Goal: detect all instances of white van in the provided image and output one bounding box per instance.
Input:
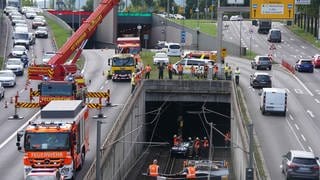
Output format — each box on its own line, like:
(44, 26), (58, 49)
(260, 88), (287, 116)
(172, 58), (214, 74)
(167, 43), (182, 57)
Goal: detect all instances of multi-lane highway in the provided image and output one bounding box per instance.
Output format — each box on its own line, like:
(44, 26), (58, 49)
(225, 20), (320, 179)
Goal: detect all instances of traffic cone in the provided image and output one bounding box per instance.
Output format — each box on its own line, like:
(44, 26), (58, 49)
(4, 101), (8, 108)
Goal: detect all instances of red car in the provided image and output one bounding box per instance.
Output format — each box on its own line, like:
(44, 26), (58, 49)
(313, 54), (320, 68)
(26, 168), (64, 180)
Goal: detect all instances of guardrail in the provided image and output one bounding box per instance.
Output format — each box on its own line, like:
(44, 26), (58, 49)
(281, 59), (295, 74)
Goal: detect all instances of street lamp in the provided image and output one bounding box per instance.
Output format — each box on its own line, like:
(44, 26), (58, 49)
(137, 24), (142, 50)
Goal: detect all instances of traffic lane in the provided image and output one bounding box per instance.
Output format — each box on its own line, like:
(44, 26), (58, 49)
(32, 34), (56, 64)
(74, 49), (132, 178)
(227, 57), (310, 179)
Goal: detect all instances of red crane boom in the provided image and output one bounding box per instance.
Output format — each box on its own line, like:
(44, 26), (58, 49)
(28, 0), (119, 81)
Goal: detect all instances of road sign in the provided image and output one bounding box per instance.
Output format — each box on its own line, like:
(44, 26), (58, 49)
(227, 0), (244, 5)
(295, 0), (311, 5)
(181, 30), (186, 44)
(250, 0), (294, 19)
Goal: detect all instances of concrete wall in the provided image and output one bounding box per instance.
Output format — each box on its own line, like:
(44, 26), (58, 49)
(84, 80), (253, 180)
(151, 14), (241, 56)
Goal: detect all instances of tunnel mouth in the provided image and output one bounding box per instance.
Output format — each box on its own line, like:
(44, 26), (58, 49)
(145, 101), (231, 147)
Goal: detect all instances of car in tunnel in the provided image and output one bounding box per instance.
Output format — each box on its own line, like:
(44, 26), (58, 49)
(171, 141), (192, 157)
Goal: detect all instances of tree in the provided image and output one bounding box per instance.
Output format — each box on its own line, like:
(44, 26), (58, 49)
(82, 0), (93, 11)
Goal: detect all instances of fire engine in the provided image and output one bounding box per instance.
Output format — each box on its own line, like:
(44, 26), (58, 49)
(106, 53), (137, 81)
(25, 0), (120, 106)
(16, 100), (90, 179)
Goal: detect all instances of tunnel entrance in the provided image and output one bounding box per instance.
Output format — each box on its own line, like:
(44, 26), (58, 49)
(145, 101), (231, 147)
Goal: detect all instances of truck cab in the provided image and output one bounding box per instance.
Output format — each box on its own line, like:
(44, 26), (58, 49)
(257, 20), (272, 34)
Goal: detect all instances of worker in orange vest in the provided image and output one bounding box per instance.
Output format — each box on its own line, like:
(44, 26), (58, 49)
(183, 161), (196, 179)
(213, 64), (219, 80)
(147, 159), (160, 177)
(177, 63), (183, 80)
(173, 134), (181, 146)
(190, 65), (196, 79)
(202, 137), (209, 148)
(144, 64), (152, 79)
(194, 137), (201, 158)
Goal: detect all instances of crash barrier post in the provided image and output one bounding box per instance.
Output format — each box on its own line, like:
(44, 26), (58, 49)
(281, 59), (295, 74)
(92, 97), (106, 119)
(8, 91), (24, 120)
(4, 100), (8, 108)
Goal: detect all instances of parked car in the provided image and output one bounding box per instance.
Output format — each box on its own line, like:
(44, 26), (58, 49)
(251, 55), (272, 70)
(174, 14), (185, 20)
(295, 58), (314, 73)
(153, 52), (169, 65)
(42, 51), (56, 64)
(0, 70), (16, 87)
(281, 150), (320, 180)
(0, 82), (4, 100)
(35, 26), (48, 38)
(173, 58), (214, 75)
(5, 58), (24, 76)
(26, 168), (64, 180)
(10, 45), (28, 58)
(312, 54), (320, 68)
(171, 142), (192, 157)
(229, 15), (243, 21)
(250, 72), (272, 88)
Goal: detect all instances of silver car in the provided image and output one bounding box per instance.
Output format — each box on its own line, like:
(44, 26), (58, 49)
(0, 70), (16, 87)
(5, 58), (24, 76)
(281, 150), (320, 180)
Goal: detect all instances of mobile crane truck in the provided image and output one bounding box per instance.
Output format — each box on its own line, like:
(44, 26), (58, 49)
(16, 100), (90, 179)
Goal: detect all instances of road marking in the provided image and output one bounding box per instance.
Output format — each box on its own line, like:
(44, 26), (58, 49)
(301, 134), (306, 141)
(292, 75), (314, 96)
(286, 118), (305, 151)
(289, 114), (294, 121)
(294, 124), (299, 130)
(315, 99), (320, 103)
(307, 110), (314, 118)
(19, 89), (25, 94)
(294, 89), (303, 94)
(315, 90), (320, 95)
(284, 88), (290, 93)
(308, 146), (313, 152)
(0, 111), (40, 150)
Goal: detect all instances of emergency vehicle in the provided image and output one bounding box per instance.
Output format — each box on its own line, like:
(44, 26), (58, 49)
(106, 54), (137, 81)
(16, 100), (90, 179)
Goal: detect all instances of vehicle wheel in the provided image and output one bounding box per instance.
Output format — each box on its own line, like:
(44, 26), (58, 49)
(269, 66), (272, 70)
(310, 69), (314, 73)
(282, 111), (286, 116)
(77, 151), (85, 171)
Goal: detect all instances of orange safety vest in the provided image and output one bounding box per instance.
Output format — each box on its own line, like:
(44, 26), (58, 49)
(191, 66), (195, 74)
(168, 64), (173, 71)
(203, 140), (209, 148)
(186, 166), (196, 179)
(149, 164), (159, 177)
(178, 64), (183, 72)
(173, 137), (180, 146)
(214, 66), (218, 73)
(145, 66), (151, 72)
(194, 140), (200, 149)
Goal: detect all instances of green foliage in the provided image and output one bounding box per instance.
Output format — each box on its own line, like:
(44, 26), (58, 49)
(171, 19), (217, 37)
(46, 18), (72, 48)
(82, 0), (93, 11)
(0, 56), (3, 69)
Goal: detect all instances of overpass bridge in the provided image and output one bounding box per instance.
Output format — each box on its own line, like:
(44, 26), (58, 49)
(83, 80), (252, 180)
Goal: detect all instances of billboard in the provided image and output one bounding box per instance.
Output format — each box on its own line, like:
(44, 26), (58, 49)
(295, 0), (311, 5)
(250, 0), (294, 19)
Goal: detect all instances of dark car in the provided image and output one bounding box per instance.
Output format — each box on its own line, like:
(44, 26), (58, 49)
(251, 55), (272, 70)
(250, 72), (272, 88)
(295, 59), (314, 73)
(171, 142), (192, 157)
(281, 150), (320, 180)
(267, 29), (281, 43)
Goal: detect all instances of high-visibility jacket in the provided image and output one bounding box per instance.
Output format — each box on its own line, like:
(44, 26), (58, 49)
(145, 66), (152, 72)
(235, 69), (240, 76)
(167, 64), (173, 71)
(131, 73), (136, 85)
(194, 140), (200, 149)
(203, 139), (209, 148)
(148, 164), (159, 177)
(186, 166), (196, 179)
(178, 64), (183, 72)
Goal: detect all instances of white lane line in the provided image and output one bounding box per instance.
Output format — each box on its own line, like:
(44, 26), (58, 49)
(309, 146), (313, 152)
(19, 89), (25, 94)
(294, 124), (299, 130)
(307, 110), (315, 118)
(315, 99), (320, 104)
(301, 134), (306, 142)
(292, 74), (314, 96)
(285, 88), (290, 93)
(0, 111), (40, 150)
(286, 118), (305, 151)
(289, 114), (294, 121)
(294, 89), (303, 94)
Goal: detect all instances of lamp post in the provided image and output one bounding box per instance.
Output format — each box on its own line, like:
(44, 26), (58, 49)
(137, 24), (142, 50)
(196, 0), (200, 50)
